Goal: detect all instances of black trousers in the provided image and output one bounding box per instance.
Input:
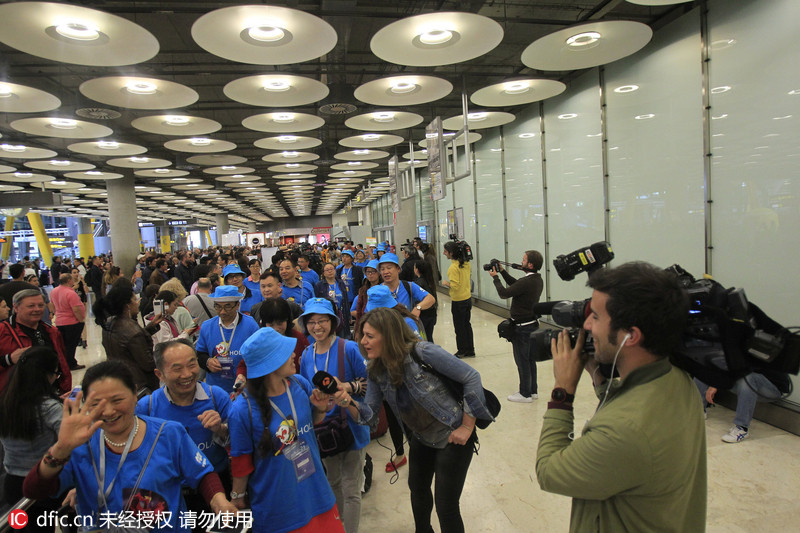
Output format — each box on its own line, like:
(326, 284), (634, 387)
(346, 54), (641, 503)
(57, 322), (84, 368)
(408, 432), (476, 533)
(450, 299), (474, 355)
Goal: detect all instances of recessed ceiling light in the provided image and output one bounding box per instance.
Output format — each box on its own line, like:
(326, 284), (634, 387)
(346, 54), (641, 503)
(281, 151), (299, 158)
(273, 113), (295, 123)
(165, 116), (190, 126)
(190, 138), (212, 146)
(248, 24), (286, 42)
(153, 168), (170, 174)
(711, 114), (728, 120)
(130, 157), (149, 163)
(773, 115), (792, 120)
(711, 86), (731, 94)
(353, 150), (369, 155)
(14, 172), (32, 178)
(557, 113), (578, 120)
(634, 114), (655, 120)
(566, 31), (601, 48)
(614, 85), (639, 93)
(372, 112), (395, 122)
(263, 79), (291, 92)
(418, 29), (453, 45)
(278, 135), (298, 143)
(503, 81), (530, 95)
(468, 112), (488, 121)
(518, 133), (535, 139)
(55, 21), (100, 41)
(50, 118), (77, 129)
(97, 141), (119, 150)
(52, 180), (66, 185)
(86, 171), (103, 176)
(125, 81), (158, 95)
(390, 80), (417, 94)
(50, 160), (71, 166)
(362, 134), (380, 141)
(0, 84), (12, 97)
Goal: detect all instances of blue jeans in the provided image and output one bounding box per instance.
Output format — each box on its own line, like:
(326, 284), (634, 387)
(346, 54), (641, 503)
(512, 322), (539, 397)
(694, 373), (781, 427)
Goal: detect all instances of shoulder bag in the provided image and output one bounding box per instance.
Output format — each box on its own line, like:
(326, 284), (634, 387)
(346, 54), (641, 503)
(313, 337), (356, 457)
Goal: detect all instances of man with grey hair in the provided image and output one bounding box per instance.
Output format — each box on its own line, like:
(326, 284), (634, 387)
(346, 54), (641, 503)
(183, 277), (218, 326)
(51, 272), (86, 369)
(136, 339), (233, 514)
(0, 289), (72, 394)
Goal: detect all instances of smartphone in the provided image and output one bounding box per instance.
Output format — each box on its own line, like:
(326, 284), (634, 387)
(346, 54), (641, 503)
(68, 386), (82, 401)
(153, 299), (165, 316)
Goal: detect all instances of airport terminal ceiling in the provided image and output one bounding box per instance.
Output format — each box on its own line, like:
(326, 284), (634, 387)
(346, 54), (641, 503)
(0, 0), (691, 229)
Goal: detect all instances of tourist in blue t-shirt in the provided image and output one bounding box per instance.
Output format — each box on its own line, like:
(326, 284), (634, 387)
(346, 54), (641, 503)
(243, 258), (262, 294)
(23, 360), (237, 533)
(196, 285), (260, 394)
(298, 254), (320, 287)
(222, 264), (263, 316)
(229, 327), (344, 533)
(354, 249), (369, 269)
(336, 250), (363, 302)
(297, 298), (369, 533)
(137, 339), (232, 474)
(278, 257), (314, 309)
(314, 262), (349, 312)
(377, 253), (435, 314)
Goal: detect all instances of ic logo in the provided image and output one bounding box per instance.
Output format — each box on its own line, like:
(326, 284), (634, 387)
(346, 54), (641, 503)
(9, 509), (28, 529)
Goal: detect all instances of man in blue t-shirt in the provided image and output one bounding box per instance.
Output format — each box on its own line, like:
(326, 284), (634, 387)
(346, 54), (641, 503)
(298, 254), (320, 287)
(196, 285), (260, 393)
(335, 250), (363, 303)
(378, 253), (435, 318)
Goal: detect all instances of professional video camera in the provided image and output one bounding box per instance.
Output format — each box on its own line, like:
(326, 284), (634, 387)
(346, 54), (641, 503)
(553, 241), (614, 281)
(448, 234), (473, 261)
(527, 246), (800, 391)
(482, 258), (540, 273)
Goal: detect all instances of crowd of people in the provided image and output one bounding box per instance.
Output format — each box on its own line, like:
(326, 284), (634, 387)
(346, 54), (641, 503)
(0, 238), (789, 532)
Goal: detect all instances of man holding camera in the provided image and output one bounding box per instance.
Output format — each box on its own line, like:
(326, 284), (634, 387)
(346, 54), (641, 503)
(536, 262), (706, 532)
(489, 250), (544, 403)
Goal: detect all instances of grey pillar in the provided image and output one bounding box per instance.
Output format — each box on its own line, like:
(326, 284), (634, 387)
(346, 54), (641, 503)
(247, 222), (257, 233)
(106, 175), (140, 276)
(215, 213), (229, 239)
(200, 227), (208, 249)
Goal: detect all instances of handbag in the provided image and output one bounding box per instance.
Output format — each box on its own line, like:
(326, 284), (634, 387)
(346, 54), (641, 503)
(313, 338), (356, 458)
(409, 344), (501, 429)
(497, 319), (516, 342)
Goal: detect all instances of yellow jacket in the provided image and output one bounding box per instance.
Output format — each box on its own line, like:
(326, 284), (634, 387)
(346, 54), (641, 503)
(447, 260), (471, 302)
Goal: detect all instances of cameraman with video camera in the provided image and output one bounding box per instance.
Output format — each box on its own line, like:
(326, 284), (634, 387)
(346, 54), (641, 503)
(489, 250), (544, 403)
(536, 262), (706, 532)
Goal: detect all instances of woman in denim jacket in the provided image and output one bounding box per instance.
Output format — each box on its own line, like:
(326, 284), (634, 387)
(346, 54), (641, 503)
(331, 307), (492, 533)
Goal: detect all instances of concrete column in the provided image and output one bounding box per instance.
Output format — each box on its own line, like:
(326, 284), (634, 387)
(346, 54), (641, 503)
(215, 213), (229, 239)
(106, 175), (140, 276)
(247, 222), (256, 233)
(76, 217), (95, 259)
(1, 216), (14, 261)
(27, 212), (54, 266)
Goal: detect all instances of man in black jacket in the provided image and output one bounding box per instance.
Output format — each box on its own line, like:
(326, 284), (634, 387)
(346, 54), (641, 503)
(174, 251), (195, 293)
(84, 256), (103, 297)
(490, 250), (544, 403)
(399, 244), (420, 282)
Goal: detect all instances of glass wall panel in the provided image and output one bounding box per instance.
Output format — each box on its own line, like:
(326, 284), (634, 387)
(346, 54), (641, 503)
(473, 129), (505, 304)
(504, 105), (545, 307)
(707, 0), (800, 405)
(542, 71), (605, 302)
(605, 9), (705, 273)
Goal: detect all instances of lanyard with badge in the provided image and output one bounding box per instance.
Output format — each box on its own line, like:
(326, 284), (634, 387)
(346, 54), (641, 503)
(340, 267), (352, 293)
(269, 379), (315, 482)
(215, 317), (238, 380)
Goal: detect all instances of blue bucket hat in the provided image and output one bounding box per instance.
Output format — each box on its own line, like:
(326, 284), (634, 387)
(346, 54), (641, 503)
(376, 244), (386, 252)
(365, 285), (397, 312)
(341, 249), (354, 258)
(222, 264), (246, 279)
(378, 252), (400, 266)
(240, 327), (297, 379)
(296, 297), (339, 332)
(209, 284), (243, 302)
(364, 259), (379, 272)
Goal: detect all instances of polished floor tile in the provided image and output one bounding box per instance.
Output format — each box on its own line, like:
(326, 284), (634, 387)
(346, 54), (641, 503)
(76, 295), (800, 532)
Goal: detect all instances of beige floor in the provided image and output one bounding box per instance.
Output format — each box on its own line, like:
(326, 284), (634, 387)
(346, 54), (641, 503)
(74, 294), (800, 532)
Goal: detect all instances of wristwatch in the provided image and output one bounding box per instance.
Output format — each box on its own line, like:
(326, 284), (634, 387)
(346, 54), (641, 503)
(230, 491), (246, 500)
(551, 387), (575, 403)
(415, 305), (422, 311)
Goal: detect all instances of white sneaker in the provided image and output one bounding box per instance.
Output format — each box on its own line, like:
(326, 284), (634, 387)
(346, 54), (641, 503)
(721, 425), (749, 443)
(507, 392), (533, 403)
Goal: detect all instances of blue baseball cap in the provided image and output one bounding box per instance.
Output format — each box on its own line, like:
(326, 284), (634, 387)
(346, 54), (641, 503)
(365, 285), (397, 312)
(222, 264), (246, 279)
(296, 297), (339, 332)
(209, 285), (243, 302)
(364, 259), (379, 272)
(378, 253), (400, 267)
(241, 327), (297, 379)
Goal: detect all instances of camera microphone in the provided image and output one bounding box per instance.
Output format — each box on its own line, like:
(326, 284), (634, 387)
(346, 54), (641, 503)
(312, 371), (339, 395)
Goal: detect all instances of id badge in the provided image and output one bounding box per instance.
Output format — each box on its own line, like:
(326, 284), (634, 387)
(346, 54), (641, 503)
(283, 440), (315, 482)
(218, 355), (234, 379)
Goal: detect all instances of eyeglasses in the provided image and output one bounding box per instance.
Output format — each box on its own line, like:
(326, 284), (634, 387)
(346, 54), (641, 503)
(213, 303), (239, 311)
(306, 318), (331, 328)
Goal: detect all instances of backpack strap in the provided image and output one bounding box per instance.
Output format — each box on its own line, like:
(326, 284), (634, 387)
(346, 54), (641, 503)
(401, 280), (415, 305)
